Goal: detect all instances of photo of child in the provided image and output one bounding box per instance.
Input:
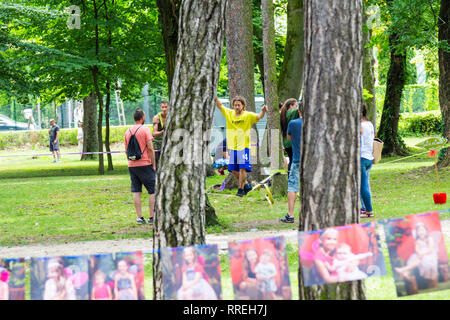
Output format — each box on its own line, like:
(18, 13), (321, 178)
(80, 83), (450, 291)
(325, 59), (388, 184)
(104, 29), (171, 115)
(228, 236), (291, 300)
(1, 258), (26, 301)
(298, 223), (386, 287)
(161, 244), (222, 300)
(89, 251), (145, 300)
(30, 256), (89, 300)
(384, 212), (450, 297)
(91, 270), (113, 300)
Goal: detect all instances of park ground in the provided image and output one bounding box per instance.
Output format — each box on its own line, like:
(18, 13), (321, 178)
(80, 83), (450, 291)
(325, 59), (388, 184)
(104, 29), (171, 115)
(0, 136), (448, 300)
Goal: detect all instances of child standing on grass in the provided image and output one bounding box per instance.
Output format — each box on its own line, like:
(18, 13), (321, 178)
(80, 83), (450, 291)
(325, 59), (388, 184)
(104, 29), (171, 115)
(215, 96), (267, 197)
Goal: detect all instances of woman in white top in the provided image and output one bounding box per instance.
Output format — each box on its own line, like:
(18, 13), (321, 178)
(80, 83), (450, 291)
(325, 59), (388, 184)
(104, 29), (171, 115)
(360, 105), (375, 218)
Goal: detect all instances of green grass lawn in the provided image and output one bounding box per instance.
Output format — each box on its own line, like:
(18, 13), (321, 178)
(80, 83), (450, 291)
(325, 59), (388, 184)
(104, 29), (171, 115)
(1, 137), (449, 300)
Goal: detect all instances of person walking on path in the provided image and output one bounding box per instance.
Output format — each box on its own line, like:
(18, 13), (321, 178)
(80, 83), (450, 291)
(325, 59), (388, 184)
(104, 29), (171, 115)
(152, 101), (168, 170)
(48, 119), (61, 163)
(124, 109), (156, 224)
(280, 106), (303, 223)
(280, 98), (300, 174)
(360, 105), (375, 218)
(215, 96), (267, 197)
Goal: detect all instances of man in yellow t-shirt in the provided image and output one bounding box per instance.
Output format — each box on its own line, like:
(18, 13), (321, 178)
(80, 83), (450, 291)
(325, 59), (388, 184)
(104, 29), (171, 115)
(215, 96), (267, 197)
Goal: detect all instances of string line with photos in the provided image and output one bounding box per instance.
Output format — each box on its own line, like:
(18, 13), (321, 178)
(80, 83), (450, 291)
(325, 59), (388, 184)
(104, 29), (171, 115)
(0, 208), (448, 300)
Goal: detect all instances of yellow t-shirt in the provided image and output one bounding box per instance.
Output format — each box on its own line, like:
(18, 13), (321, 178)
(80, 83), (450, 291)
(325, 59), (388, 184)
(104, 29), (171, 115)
(220, 106), (259, 151)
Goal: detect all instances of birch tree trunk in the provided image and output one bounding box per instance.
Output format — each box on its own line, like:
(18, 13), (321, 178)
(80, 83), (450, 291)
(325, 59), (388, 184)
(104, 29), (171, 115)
(299, 0), (366, 300)
(81, 93), (98, 160)
(152, 0), (227, 300)
(439, 0), (450, 167)
(262, 0), (287, 197)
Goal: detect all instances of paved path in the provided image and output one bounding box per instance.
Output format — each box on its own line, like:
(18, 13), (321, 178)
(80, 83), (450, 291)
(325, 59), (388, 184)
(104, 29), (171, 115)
(0, 220), (448, 259)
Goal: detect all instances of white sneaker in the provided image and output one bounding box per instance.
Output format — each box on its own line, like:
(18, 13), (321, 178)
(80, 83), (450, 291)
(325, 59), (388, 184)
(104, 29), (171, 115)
(56, 160), (62, 163)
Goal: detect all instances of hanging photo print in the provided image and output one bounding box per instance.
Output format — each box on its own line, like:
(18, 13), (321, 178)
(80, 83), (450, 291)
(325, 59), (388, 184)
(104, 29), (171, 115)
(228, 236), (291, 300)
(384, 212), (450, 297)
(0, 258), (26, 300)
(161, 244), (222, 300)
(298, 223), (386, 287)
(30, 255), (90, 300)
(89, 251), (145, 300)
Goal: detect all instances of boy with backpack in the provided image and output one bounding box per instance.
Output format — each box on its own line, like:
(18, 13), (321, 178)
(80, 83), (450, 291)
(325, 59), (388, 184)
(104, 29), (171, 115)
(124, 109), (156, 224)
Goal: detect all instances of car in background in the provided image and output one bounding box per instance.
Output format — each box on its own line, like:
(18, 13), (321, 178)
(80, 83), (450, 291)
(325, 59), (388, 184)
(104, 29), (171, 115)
(0, 114), (32, 131)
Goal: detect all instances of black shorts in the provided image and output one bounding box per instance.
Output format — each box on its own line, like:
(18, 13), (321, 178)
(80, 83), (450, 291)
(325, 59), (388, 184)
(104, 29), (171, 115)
(128, 165), (155, 194)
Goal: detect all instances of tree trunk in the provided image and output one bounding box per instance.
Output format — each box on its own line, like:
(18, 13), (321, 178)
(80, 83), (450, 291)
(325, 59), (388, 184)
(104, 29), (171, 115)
(152, 0), (226, 300)
(377, 1), (408, 156)
(156, 0), (182, 97)
(156, 0), (220, 223)
(93, 66), (105, 175)
(439, 0), (450, 167)
(300, 0), (365, 300)
(92, 0), (104, 175)
(277, 0), (304, 103)
(262, 0), (287, 197)
(105, 80), (113, 171)
(362, 3), (377, 129)
(225, 0), (264, 186)
(81, 93), (98, 160)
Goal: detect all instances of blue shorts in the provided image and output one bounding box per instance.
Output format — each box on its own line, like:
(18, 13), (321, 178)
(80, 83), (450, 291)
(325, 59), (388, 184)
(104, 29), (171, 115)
(287, 162), (300, 192)
(228, 148), (252, 172)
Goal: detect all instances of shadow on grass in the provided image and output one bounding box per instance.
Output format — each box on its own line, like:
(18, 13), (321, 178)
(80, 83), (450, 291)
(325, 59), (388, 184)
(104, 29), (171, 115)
(0, 162), (129, 180)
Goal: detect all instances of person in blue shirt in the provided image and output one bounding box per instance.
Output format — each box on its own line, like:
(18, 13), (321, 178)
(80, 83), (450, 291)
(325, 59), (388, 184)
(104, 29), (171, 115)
(280, 106), (303, 223)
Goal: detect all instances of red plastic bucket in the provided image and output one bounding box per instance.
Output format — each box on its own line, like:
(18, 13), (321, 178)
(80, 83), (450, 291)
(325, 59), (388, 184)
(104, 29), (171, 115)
(433, 193), (447, 204)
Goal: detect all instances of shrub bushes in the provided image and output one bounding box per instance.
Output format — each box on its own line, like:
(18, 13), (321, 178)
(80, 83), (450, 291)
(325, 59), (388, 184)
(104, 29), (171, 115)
(398, 111), (443, 136)
(0, 125), (136, 150)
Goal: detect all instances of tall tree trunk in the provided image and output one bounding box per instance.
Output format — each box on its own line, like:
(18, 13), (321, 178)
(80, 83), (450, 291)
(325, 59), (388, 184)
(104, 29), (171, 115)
(105, 80), (113, 170)
(92, 0), (104, 175)
(152, 0), (227, 300)
(377, 0), (408, 156)
(277, 0), (304, 103)
(439, 0), (450, 167)
(156, 0), (182, 97)
(93, 66), (105, 175)
(104, 1), (113, 171)
(300, 0), (365, 300)
(81, 93), (98, 160)
(262, 0), (287, 197)
(362, 3), (377, 129)
(225, 0), (264, 187)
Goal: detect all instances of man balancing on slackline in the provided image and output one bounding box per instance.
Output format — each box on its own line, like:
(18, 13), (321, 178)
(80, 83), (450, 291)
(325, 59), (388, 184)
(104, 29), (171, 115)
(215, 96), (267, 197)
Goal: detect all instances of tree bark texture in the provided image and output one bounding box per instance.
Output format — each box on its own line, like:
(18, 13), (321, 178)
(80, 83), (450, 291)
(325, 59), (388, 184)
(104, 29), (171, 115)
(439, 0), (450, 166)
(152, 0), (227, 300)
(300, 0), (366, 300)
(105, 80), (113, 171)
(362, 4), (377, 129)
(262, 0), (287, 197)
(81, 93), (98, 160)
(225, 0), (264, 185)
(377, 32), (408, 156)
(277, 0), (304, 103)
(377, 0), (408, 156)
(156, 0), (182, 97)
